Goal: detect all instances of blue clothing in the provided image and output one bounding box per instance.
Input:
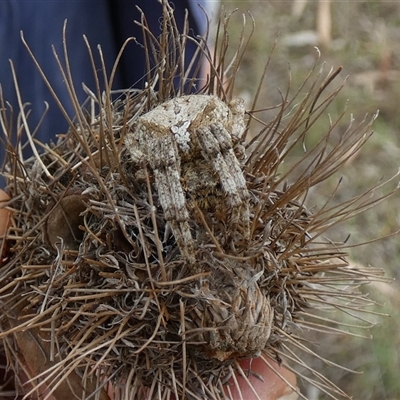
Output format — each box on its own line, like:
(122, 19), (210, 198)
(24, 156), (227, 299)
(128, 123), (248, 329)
(0, 1), (213, 183)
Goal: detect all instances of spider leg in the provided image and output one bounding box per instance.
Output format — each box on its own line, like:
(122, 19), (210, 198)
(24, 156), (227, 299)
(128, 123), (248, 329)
(196, 123), (250, 239)
(151, 135), (195, 263)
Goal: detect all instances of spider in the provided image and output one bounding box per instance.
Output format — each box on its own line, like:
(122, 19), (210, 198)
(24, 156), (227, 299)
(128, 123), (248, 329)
(125, 94), (250, 264)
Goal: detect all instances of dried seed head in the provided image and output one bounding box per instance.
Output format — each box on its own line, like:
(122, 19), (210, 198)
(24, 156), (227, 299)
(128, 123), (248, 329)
(0, 2), (397, 400)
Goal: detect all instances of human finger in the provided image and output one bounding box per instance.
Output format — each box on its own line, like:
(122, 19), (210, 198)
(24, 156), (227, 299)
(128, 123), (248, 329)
(0, 189), (12, 265)
(227, 357), (298, 400)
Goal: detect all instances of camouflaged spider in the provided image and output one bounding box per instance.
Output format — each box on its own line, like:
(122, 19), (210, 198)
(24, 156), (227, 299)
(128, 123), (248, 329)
(126, 94), (250, 263)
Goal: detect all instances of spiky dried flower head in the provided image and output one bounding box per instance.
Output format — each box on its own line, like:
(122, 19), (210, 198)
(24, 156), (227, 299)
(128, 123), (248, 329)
(0, 2), (397, 400)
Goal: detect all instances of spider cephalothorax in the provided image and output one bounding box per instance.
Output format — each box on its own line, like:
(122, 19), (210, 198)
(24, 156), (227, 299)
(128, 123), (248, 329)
(126, 94), (250, 264)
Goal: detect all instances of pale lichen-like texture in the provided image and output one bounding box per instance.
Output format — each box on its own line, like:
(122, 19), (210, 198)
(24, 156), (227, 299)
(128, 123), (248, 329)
(0, 2), (396, 400)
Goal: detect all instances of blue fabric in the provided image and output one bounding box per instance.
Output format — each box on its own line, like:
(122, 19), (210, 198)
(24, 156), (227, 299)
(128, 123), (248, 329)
(0, 1), (119, 145)
(0, 0), (206, 185)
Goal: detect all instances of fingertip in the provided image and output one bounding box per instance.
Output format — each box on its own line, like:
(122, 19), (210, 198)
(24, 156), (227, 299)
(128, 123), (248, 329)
(225, 357), (298, 400)
(0, 189), (12, 264)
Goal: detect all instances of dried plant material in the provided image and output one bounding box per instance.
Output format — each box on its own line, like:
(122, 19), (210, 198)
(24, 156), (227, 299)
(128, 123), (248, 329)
(45, 193), (88, 250)
(0, 2), (397, 400)
(0, 190), (11, 261)
(5, 297), (110, 400)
